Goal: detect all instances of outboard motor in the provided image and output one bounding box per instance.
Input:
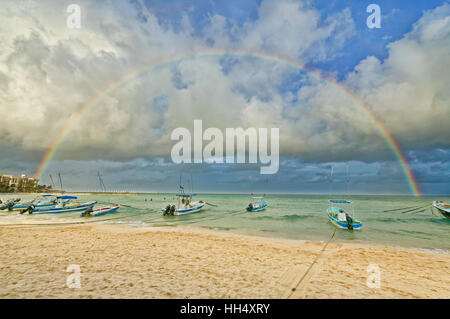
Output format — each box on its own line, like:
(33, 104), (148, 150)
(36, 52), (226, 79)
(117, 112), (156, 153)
(81, 207), (93, 217)
(170, 205), (176, 215)
(7, 201), (15, 211)
(20, 205), (35, 215)
(1, 198), (20, 211)
(247, 203), (253, 211)
(163, 204), (171, 215)
(346, 214), (354, 230)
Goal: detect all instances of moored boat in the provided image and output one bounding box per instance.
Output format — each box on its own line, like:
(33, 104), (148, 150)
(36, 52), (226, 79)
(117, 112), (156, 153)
(81, 205), (120, 217)
(23, 197), (97, 214)
(0, 198), (21, 210)
(12, 195), (72, 211)
(162, 187), (204, 216)
(327, 200), (362, 230)
(246, 197), (267, 212)
(432, 201), (450, 219)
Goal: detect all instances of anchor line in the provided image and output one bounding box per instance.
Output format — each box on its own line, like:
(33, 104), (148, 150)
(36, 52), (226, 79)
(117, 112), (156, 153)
(287, 229), (336, 298)
(383, 205), (423, 212)
(401, 204), (430, 214)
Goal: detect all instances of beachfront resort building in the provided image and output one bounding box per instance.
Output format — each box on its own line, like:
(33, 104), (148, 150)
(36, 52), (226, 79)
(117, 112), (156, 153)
(0, 174), (38, 192)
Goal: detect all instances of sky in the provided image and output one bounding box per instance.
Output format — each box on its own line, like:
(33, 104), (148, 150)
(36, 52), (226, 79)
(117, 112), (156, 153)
(0, 0), (449, 195)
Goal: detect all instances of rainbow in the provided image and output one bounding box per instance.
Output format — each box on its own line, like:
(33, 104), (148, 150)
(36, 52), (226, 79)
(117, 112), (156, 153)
(34, 49), (421, 196)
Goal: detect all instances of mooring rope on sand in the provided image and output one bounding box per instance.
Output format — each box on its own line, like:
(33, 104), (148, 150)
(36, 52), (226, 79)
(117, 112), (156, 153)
(287, 228), (336, 298)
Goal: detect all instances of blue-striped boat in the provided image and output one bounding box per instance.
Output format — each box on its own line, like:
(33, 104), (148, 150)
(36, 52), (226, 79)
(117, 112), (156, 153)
(327, 200), (362, 230)
(29, 201), (97, 214)
(246, 197), (267, 212)
(162, 188), (205, 216)
(82, 205), (120, 217)
(12, 195), (71, 211)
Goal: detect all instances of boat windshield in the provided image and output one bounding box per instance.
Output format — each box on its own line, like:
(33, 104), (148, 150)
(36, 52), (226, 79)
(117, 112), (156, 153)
(33, 195), (57, 203)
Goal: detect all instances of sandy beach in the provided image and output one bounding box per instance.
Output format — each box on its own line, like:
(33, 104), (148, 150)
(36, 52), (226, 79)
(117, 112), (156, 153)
(0, 224), (448, 299)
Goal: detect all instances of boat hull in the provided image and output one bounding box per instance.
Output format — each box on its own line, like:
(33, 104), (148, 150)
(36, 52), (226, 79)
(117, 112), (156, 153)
(174, 202), (205, 215)
(432, 202), (450, 219)
(84, 205), (120, 217)
(327, 208), (362, 230)
(246, 200), (267, 212)
(439, 211), (450, 219)
(12, 198), (71, 211)
(12, 202), (57, 211)
(246, 205), (267, 212)
(31, 201), (97, 214)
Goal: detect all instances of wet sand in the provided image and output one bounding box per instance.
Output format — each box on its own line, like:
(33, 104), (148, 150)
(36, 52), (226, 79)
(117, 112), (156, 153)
(0, 224), (448, 298)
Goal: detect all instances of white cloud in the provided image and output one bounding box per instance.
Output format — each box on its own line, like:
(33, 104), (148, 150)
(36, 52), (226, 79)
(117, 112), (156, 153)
(0, 0), (448, 167)
(344, 3), (450, 150)
(236, 0), (355, 61)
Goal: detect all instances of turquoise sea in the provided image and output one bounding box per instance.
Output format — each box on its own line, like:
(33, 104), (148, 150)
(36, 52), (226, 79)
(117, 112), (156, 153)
(1, 193), (449, 253)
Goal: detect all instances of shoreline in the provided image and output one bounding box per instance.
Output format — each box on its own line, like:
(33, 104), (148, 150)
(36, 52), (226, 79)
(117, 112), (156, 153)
(157, 223), (450, 256)
(1, 223), (449, 298)
(0, 216), (449, 256)
(131, 222), (450, 256)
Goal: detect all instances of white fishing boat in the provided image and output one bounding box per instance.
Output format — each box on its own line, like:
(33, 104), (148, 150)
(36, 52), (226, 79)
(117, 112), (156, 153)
(432, 201), (450, 219)
(81, 204), (120, 217)
(162, 186), (204, 216)
(12, 195), (72, 211)
(21, 196), (97, 214)
(246, 196), (267, 212)
(326, 165), (363, 230)
(327, 200), (362, 230)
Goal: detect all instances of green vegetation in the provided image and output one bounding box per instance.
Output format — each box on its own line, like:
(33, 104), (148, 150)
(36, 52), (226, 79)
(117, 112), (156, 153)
(0, 181), (53, 193)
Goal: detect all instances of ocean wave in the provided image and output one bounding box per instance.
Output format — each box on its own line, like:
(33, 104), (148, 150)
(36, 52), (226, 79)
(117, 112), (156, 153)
(256, 214), (310, 221)
(429, 218), (450, 225)
(365, 217), (418, 223)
